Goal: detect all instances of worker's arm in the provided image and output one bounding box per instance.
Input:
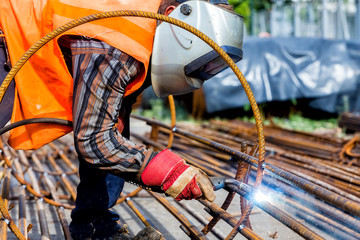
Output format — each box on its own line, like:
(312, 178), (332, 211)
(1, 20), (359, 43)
(71, 38), (150, 173)
(71, 38), (214, 201)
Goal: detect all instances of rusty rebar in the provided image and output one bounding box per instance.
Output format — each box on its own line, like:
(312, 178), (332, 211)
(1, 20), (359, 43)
(132, 116), (360, 238)
(281, 193), (360, 240)
(257, 171), (360, 233)
(264, 162), (360, 217)
(116, 188), (143, 205)
(120, 191), (154, 228)
(46, 153), (77, 201)
(17, 151), (51, 239)
(149, 192), (210, 240)
(0, 161), (11, 239)
(132, 120), (331, 239)
(175, 201), (226, 240)
(1, 114), (359, 239)
(0, 149), (27, 240)
(199, 199), (263, 240)
(13, 158), (27, 238)
(31, 153), (72, 239)
(132, 115), (360, 217)
(202, 143), (254, 235)
(225, 179), (325, 240)
(2, 147), (73, 210)
(267, 157), (360, 202)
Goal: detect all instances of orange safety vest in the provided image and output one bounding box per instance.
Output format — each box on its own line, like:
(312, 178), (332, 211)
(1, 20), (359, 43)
(0, 0), (161, 150)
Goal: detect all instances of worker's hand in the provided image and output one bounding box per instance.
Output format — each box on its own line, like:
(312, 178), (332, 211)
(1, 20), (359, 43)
(140, 149), (215, 202)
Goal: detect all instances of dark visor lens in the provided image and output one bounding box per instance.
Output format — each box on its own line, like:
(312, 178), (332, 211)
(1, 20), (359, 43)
(184, 46), (243, 80)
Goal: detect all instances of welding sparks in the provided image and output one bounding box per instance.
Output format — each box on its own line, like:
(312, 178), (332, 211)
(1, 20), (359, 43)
(253, 191), (272, 203)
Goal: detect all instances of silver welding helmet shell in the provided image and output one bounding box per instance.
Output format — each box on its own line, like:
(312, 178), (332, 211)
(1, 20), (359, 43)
(151, 0), (244, 97)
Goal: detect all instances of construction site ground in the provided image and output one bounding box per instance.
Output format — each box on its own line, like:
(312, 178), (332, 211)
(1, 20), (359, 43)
(3, 117), (358, 240)
(6, 186), (334, 240)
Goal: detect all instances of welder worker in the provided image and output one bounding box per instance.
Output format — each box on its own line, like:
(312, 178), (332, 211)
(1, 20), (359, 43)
(0, 0), (243, 239)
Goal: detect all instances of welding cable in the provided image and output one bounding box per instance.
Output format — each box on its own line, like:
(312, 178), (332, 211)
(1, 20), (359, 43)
(1, 122), (78, 177)
(0, 11), (266, 234)
(0, 118), (72, 136)
(0, 118), (75, 177)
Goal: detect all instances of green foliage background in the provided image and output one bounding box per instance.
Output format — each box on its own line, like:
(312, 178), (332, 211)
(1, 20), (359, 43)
(229, 0), (272, 30)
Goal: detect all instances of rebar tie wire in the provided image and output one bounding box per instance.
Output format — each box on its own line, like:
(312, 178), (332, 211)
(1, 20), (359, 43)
(0, 10), (266, 238)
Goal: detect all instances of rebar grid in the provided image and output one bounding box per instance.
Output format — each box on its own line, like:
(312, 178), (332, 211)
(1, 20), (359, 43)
(1, 116), (360, 239)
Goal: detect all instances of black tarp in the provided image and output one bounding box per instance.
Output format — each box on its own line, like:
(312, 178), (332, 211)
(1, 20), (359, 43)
(203, 37), (360, 114)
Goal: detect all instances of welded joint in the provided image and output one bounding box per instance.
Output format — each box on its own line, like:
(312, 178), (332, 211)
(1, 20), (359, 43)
(1, 218), (10, 225)
(238, 224), (245, 230)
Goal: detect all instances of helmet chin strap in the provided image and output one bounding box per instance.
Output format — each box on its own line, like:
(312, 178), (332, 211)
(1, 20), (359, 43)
(175, 0), (230, 5)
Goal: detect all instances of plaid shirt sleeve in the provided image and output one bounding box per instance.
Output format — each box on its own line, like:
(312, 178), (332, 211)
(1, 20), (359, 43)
(69, 37), (151, 174)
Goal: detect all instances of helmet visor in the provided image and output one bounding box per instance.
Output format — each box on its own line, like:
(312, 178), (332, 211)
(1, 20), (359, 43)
(184, 45), (243, 81)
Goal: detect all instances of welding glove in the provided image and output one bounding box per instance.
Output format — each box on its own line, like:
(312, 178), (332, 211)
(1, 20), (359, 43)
(140, 149), (215, 202)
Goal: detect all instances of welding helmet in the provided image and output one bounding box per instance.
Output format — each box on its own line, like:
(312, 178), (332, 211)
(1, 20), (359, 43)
(151, 0), (244, 97)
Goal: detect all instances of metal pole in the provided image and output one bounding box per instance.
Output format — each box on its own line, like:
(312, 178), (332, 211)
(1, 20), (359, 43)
(307, 0), (315, 37)
(294, 0), (301, 37)
(322, 0), (328, 38)
(338, 0), (350, 39)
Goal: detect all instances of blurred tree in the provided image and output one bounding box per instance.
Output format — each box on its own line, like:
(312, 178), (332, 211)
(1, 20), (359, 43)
(229, 0), (273, 32)
(229, 0), (251, 30)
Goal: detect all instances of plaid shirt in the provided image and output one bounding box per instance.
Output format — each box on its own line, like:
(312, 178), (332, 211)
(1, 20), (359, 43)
(63, 37), (152, 175)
